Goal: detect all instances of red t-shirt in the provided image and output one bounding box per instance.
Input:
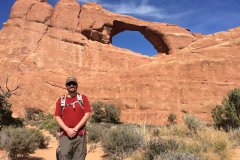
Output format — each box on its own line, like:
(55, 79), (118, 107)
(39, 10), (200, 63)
(55, 94), (91, 136)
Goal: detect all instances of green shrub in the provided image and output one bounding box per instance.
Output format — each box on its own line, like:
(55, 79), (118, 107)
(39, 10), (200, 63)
(168, 112), (177, 124)
(38, 118), (58, 137)
(182, 112), (204, 131)
(102, 125), (145, 159)
(212, 88), (240, 131)
(89, 101), (105, 123)
(45, 113), (54, 120)
(36, 112), (45, 121)
(0, 127), (49, 159)
(36, 112), (54, 121)
(103, 103), (121, 124)
(87, 123), (103, 143)
(90, 101), (122, 124)
(144, 137), (179, 160)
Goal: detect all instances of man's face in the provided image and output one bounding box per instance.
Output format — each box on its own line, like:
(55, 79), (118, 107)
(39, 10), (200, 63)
(66, 82), (78, 93)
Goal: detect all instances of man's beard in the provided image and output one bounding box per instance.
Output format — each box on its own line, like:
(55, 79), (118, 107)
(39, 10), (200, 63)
(67, 87), (77, 93)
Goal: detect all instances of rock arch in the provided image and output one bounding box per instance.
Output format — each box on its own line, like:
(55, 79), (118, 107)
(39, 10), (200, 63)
(79, 2), (196, 55)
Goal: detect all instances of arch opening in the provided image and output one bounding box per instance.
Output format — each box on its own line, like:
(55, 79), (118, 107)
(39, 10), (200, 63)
(111, 20), (170, 55)
(112, 30), (158, 57)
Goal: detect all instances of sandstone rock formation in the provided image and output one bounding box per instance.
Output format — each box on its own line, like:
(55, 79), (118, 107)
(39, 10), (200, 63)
(0, 0), (239, 124)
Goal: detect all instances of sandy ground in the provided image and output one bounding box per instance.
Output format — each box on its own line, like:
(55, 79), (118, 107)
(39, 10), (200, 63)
(0, 129), (240, 160)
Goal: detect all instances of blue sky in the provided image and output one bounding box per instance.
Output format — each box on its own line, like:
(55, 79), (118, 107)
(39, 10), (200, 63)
(0, 0), (240, 56)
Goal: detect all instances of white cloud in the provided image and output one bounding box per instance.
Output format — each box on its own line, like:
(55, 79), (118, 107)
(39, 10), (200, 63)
(76, 0), (195, 20)
(76, 0), (100, 3)
(102, 0), (163, 18)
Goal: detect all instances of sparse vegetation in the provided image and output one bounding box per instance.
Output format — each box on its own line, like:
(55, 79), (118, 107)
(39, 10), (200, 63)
(143, 137), (179, 160)
(38, 118), (59, 137)
(87, 123), (104, 143)
(0, 127), (49, 159)
(101, 124), (145, 159)
(182, 112), (204, 131)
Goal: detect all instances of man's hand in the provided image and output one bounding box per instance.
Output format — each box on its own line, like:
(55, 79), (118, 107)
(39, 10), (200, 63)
(66, 128), (77, 138)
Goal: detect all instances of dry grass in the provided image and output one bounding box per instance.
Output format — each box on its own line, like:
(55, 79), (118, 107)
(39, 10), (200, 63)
(127, 121), (235, 160)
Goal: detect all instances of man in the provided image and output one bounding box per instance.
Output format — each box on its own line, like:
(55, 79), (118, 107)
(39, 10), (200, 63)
(55, 77), (91, 160)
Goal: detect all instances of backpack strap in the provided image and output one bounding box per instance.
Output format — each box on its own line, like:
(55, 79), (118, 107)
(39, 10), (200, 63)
(60, 93), (84, 114)
(60, 95), (66, 114)
(77, 93), (84, 109)
(77, 93), (86, 135)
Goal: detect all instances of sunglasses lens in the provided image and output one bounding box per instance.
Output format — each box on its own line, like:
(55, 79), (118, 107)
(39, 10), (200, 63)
(67, 82), (77, 86)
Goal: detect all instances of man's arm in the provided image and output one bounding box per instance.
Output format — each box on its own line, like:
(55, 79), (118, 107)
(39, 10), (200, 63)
(55, 116), (77, 138)
(73, 112), (90, 132)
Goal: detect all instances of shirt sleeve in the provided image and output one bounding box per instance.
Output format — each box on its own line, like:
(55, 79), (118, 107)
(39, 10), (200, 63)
(82, 95), (91, 113)
(55, 98), (62, 117)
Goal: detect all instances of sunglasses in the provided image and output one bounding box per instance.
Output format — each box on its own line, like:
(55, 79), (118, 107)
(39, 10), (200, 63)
(66, 82), (77, 86)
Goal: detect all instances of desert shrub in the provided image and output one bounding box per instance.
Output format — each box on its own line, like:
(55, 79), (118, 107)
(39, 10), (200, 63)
(36, 112), (45, 121)
(179, 127), (232, 159)
(102, 125), (145, 159)
(144, 137), (179, 160)
(168, 112), (177, 124)
(212, 88), (240, 131)
(26, 120), (41, 127)
(154, 151), (200, 160)
(178, 141), (208, 158)
(0, 127), (49, 159)
(87, 123), (104, 143)
(38, 118), (58, 137)
(38, 118), (57, 130)
(24, 108), (36, 121)
(103, 103), (121, 124)
(228, 127), (240, 145)
(96, 122), (116, 129)
(36, 112), (54, 121)
(123, 123), (141, 128)
(45, 113), (54, 120)
(90, 101), (122, 124)
(89, 101), (105, 123)
(170, 124), (190, 137)
(182, 112), (204, 131)
(151, 127), (160, 137)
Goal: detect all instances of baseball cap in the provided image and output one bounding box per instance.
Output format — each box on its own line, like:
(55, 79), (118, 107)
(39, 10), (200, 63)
(66, 77), (77, 84)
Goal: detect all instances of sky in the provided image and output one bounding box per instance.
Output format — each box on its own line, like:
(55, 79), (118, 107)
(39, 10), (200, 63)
(0, 0), (240, 57)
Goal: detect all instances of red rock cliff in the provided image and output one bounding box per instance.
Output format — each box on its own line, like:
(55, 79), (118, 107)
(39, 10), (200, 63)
(0, 0), (239, 124)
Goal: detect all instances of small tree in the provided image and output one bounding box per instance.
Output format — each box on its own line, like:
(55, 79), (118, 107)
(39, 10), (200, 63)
(0, 77), (23, 129)
(211, 88), (240, 131)
(168, 112), (177, 124)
